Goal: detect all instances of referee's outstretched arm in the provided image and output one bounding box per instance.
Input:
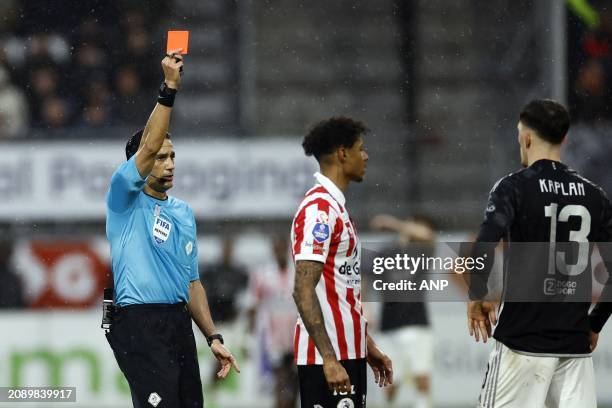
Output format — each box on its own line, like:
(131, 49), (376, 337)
(134, 48), (184, 178)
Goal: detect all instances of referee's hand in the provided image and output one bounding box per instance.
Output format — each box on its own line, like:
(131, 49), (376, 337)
(323, 359), (351, 395)
(162, 48), (184, 90)
(210, 341), (241, 379)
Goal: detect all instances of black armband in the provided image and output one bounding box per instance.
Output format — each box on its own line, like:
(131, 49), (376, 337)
(157, 82), (177, 107)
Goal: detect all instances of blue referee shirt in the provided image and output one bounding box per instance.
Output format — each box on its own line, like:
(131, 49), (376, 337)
(105, 155), (199, 306)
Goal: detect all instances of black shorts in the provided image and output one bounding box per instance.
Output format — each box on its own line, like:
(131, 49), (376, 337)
(105, 303), (203, 408)
(298, 358), (367, 408)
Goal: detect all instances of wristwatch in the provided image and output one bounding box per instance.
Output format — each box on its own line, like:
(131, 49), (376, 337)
(206, 333), (224, 347)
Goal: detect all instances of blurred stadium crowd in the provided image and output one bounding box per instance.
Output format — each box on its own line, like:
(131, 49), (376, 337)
(0, 0), (167, 137)
(566, 0), (612, 198)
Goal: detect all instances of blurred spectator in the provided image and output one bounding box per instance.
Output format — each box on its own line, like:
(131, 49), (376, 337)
(85, 76), (113, 106)
(81, 104), (114, 127)
(29, 65), (60, 99)
(78, 75), (116, 127)
(27, 34), (70, 66)
(246, 235), (297, 408)
(75, 43), (107, 71)
(0, 240), (24, 308)
(27, 65), (61, 123)
(38, 96), (71, 129)
(569, 1), (612, 122)
(114, 65), (147, 123)
(0, 2), (167, 136)
(0, 65), (28, 137)
(123, 26), (157, 85)
(199, 236), (248, 323)
(572, 58), (611, 121)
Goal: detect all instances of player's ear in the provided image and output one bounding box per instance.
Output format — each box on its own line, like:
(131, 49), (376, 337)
(337, 146), (347, 162)
(525, 132), (532, 149)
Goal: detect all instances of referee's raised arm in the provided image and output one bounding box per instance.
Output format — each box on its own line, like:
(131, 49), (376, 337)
(134, 49), (184, 178)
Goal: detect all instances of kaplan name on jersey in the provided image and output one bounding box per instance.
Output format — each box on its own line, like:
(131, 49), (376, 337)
(538, 178), (585, 196)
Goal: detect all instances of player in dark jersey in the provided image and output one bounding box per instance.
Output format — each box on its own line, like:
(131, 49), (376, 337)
(467, 99), (612, 407)
(370, 213), (435, 408)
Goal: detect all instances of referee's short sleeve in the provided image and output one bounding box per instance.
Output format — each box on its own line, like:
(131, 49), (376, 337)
(293, 199), (338, 264)
(106, 155), (147, 213)
(189, 210), (199, 282)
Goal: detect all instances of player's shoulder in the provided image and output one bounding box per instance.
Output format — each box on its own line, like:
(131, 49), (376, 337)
(297, 185), (341, 214)
(167, 195), (194, 215)
(489, 168), (526, 193)
(565, 167), (609, 200)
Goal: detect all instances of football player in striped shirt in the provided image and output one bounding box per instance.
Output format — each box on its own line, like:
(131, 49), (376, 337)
(291, 117), (393, 408)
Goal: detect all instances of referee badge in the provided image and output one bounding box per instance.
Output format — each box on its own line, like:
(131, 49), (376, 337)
(185, 241), (193, 255)
(152, 217), (172, 244)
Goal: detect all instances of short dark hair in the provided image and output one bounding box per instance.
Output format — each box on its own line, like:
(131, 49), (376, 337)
(302, 116), (368, 161)
(125, 129), (171, 160)
(519, 99), (570, 144)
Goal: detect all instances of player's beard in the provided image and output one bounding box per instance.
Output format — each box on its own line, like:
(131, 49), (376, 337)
(351, 171), (365, 182)
(149, 179), (172, 193)
(352, 163), (366, 182)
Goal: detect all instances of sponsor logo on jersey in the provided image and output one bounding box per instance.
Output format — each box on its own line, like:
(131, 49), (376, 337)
(148, 392), (162, 407)
(337, 398), (355, 408)
(544, 278), (577, 296)
(339, 260), (360, 275)
(313, 222), (330, 243)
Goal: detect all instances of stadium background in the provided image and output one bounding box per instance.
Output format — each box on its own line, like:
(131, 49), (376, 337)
(1, 0), (612, 406)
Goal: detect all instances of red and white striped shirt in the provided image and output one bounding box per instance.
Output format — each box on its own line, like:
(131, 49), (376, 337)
(291, 172), (367, 365)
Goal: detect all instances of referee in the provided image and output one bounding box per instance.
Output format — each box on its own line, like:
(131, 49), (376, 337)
(105, 49), (239, 408)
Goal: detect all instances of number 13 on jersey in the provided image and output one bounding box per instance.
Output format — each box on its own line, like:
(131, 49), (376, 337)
(544, 203), (591, 276)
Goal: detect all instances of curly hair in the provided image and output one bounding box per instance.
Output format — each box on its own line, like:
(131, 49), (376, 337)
(302, 116), (368, 161)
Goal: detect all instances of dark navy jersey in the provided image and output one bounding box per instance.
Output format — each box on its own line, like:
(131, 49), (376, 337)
(472, 159), (612, 355)
(379, 244), (432, 331)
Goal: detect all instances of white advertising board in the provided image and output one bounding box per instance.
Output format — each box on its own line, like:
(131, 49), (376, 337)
(0, 139), (316, 220)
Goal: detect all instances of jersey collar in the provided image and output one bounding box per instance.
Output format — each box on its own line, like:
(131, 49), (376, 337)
(530, 159), (568, 170)
(314, 172), (346, 206)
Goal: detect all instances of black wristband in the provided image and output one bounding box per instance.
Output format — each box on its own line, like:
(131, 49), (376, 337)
(157, 82), (177, 107)
(206, 333), (224, 347)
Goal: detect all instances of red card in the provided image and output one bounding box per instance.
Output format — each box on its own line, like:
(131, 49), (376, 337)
(167, 30), (189, 54)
